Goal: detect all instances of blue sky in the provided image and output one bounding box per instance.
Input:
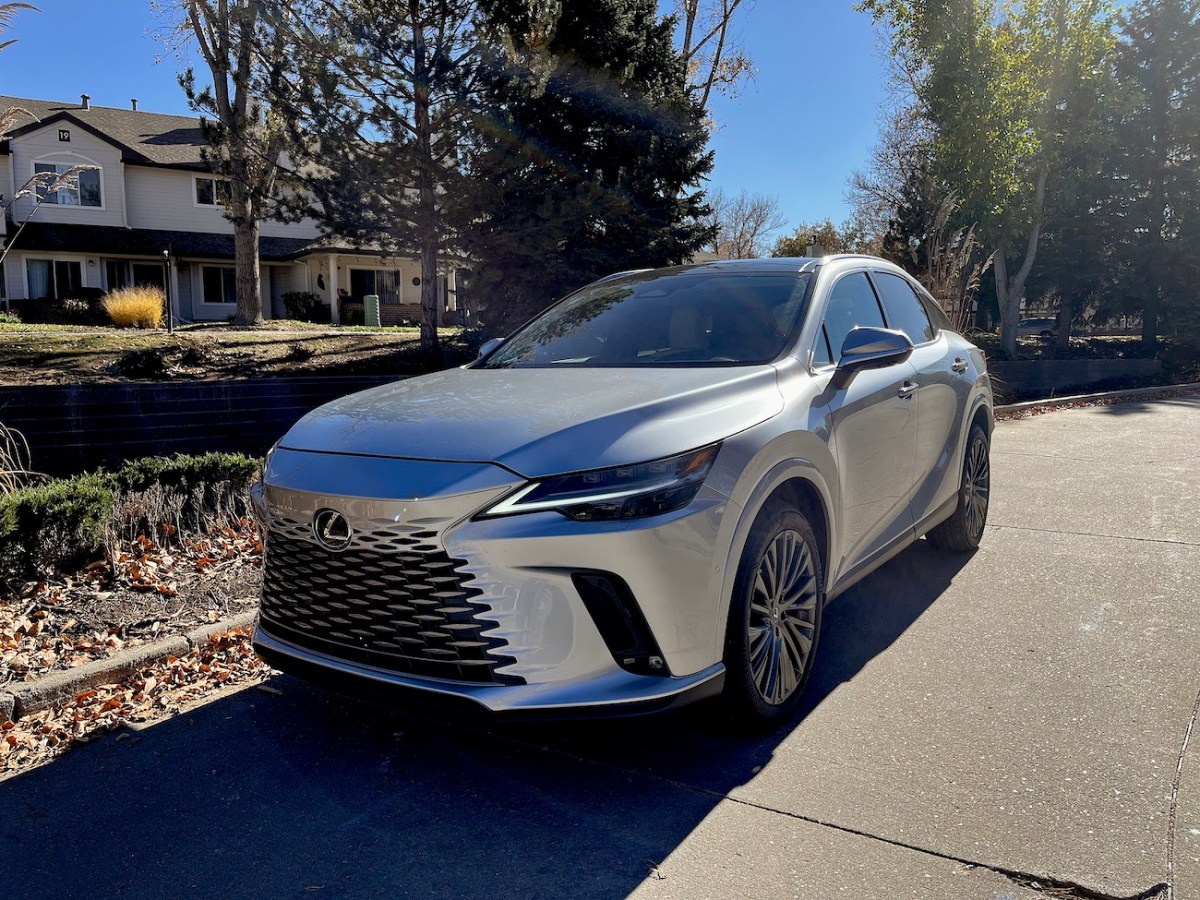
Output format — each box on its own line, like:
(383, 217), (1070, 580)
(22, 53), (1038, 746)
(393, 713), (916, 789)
(0, 1), (888, 238)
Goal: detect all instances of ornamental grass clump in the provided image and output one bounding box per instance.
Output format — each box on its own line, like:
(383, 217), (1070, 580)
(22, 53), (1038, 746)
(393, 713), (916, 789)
(103, 286), (164, 329)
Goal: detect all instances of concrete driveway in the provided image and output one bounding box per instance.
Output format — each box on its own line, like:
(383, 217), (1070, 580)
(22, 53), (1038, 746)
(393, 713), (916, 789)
(2, 396), (1198, 900)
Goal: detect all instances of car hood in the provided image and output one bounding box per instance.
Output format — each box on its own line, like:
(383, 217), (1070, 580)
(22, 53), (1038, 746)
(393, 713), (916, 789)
(278, 365), (784, 478)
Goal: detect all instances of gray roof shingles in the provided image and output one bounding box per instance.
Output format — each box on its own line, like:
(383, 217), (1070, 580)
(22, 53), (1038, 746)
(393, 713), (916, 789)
(0, 95), (210, 168)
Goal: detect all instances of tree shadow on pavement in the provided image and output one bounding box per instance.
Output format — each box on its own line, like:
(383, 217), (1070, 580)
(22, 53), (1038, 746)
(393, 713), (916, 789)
(0, 541), (970, 900)
(1096, 395), (1200, 416)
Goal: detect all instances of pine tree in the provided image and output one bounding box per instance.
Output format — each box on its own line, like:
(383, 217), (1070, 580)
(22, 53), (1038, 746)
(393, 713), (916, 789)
(456, 0), (713, 333)
(1102, 0), (1200, 347)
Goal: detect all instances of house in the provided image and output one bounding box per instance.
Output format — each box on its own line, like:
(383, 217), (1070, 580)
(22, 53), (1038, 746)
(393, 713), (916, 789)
(0, 94), (461, 324)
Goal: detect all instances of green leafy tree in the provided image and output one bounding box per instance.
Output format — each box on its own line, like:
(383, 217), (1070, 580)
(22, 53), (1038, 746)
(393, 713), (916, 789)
(860, 0), (1116, 356)
(771, 219), (876, 257)
(456, 0), (713, 333)
(174, 0), (292, 326)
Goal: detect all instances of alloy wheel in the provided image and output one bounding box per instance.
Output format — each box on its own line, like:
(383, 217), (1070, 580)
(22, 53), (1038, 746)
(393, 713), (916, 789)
(747, 529), (819, 706)
(963, 434), (990, 542)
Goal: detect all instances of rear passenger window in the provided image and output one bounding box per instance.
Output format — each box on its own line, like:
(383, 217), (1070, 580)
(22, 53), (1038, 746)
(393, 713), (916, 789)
(916, 289), (953, 333)
(813, 272), (886, 367)
(872, 272), (935, 344)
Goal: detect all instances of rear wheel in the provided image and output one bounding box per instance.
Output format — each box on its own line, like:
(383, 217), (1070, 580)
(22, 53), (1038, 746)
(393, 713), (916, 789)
(721, 505), (824, 726)
(927, 423), (990, 552)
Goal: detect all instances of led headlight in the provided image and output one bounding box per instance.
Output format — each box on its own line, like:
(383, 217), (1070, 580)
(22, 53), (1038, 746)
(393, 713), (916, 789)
(483, 444), (721, 522)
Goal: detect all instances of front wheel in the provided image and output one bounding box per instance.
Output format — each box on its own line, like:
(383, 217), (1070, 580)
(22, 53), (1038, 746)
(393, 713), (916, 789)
(927, 423), (990, 552)
(721, 505), (824, 727)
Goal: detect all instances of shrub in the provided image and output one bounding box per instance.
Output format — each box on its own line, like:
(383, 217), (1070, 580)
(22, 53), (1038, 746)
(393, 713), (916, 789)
(282, 291), (327, 323)
(0, 310), (21, 325)
(0, 451), (261, 586)
(10, 296), (106, 325)
(103, 286), (165, 329)
(0, 473), (114, 580)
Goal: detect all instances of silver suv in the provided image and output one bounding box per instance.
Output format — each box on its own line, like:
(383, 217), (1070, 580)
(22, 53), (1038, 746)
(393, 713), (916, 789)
(251, 256), (992, 724)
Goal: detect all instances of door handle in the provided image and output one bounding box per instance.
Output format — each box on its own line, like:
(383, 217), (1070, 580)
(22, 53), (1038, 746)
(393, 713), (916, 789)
(952, 357), (969, 373)
(898, 381), (917, 399)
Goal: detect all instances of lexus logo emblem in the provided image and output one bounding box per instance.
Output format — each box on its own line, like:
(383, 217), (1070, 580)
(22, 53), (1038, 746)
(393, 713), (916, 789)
(312, 509), (353, 551)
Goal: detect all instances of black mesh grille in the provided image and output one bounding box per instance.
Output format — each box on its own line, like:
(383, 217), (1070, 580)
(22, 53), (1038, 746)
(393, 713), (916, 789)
(260, 527), (521, 685)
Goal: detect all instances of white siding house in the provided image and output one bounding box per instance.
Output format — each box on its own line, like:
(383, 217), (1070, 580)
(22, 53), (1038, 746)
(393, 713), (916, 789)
(0, 94), (460, 324)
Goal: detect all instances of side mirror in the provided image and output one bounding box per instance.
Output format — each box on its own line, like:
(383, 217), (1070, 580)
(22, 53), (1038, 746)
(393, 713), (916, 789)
(477, 337), (505, 359)
(837, 327), (913, 372)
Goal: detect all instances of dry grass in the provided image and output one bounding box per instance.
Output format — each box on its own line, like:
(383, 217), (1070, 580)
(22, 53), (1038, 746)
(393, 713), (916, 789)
(103, 286), (165, 329)
(0, 421), (38, 493)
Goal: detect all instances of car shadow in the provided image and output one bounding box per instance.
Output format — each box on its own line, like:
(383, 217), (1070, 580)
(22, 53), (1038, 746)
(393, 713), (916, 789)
(0, 541), (971, 900)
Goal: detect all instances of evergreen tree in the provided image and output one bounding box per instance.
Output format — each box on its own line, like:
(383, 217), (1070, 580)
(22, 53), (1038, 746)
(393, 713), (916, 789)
(1100, 0), (1200, 347)
(456, 0), (713, 333)
(274, 0), (479, 353)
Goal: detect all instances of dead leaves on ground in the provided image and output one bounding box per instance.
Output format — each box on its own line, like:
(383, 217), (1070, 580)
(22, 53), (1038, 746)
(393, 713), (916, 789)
(0, 521), (262, 686)
(113, 518), (264, 597)
(1, 627), (270, 777)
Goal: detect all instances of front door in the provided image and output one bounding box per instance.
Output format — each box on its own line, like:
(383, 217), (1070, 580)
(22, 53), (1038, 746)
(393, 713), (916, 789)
(811, 270), (917, 580)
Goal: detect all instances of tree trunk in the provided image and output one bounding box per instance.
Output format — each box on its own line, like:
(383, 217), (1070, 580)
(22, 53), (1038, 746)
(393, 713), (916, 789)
(232, 212), (263, 326)
(995, 170), (1048, 357)
(1055, 292), (1072, 353)
(994, 247), (1018, 357)
(411, 4), (440, 356)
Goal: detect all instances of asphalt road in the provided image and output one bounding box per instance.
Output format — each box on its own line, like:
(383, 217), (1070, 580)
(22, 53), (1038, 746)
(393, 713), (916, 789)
(3, 396), (1199, 900)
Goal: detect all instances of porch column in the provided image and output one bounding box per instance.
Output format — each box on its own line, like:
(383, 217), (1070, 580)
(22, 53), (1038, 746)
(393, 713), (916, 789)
(327, 254), (340, 325)
(446, 268), (458, 313)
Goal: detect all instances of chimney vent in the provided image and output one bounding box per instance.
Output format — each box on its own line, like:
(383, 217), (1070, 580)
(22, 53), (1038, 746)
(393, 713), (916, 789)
(80, 93), (90, 110)
(131, 98), (138, 111)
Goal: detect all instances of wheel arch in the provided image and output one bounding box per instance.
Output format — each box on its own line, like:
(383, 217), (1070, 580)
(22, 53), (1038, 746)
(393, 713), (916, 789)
(713, 459), (835, 661)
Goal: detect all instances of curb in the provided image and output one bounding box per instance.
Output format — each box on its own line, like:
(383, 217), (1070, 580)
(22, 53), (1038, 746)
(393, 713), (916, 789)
(1, 610), (258, 723)
(994, 381), (1200, 415)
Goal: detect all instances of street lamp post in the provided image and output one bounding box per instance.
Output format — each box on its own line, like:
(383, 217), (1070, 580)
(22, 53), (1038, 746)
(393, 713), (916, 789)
(162, 249), (173, 334)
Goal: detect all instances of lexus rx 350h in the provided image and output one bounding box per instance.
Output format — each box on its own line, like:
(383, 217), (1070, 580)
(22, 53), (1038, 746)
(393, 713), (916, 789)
(251, 256), (992, 724)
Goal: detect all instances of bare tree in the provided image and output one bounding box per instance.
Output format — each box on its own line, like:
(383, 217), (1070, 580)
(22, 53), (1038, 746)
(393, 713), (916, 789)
(673, 0), (754, 117)
(171, 0), (290, 326)
(708, 188), (784, 259)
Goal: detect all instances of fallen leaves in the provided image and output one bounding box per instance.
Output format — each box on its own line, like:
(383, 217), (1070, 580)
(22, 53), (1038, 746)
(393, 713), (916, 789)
(0, 520), (263, 688)
(0, 627), (271, 777)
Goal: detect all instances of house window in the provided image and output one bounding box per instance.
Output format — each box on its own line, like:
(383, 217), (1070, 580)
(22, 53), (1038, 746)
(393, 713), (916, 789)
(195, 177), (232, 206)
(33, 163), (102, 207)
(27, 259), (84, 299)
(349, 269), (401, 305)
(105, 260), (165, 291)
(201, 266), (237, 304)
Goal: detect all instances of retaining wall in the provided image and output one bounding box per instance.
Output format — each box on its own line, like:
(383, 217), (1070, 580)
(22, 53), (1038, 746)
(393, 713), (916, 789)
(0, 376), (397, 475)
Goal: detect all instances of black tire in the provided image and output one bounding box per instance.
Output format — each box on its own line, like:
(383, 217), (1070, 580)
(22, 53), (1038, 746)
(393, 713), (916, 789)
(926, 423), (990, 552)
(721, 504), (825, 727)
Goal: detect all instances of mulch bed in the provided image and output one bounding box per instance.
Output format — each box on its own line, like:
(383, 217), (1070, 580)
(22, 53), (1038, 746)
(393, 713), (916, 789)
(0, 520), (270, 779)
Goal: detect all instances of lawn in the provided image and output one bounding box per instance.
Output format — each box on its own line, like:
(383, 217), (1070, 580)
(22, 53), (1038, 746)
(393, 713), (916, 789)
(0, 321), (476, 385)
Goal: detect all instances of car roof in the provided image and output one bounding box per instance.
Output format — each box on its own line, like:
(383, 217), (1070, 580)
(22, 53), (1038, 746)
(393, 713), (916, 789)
(644, 254), (901, 278)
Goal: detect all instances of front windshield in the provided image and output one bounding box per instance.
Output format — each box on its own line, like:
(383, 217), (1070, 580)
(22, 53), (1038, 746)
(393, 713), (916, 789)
(479, 270), (813, 368)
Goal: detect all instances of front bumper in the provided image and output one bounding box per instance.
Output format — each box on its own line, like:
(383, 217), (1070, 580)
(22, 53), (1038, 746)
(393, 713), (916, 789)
(255, 448), (740, 714)
(253, 626), (725, 715)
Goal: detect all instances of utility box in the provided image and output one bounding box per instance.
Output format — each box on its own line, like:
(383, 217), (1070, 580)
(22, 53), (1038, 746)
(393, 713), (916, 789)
(363, 294), (381, 327)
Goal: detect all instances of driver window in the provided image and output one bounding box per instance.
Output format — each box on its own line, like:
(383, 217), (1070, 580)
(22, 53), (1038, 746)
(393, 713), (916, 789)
(812, 272), (886, 367)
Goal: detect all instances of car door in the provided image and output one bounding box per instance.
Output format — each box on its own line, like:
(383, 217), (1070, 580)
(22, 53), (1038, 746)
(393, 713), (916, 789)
(810, 270), (918, 582)
(869, 270), (968, 528)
